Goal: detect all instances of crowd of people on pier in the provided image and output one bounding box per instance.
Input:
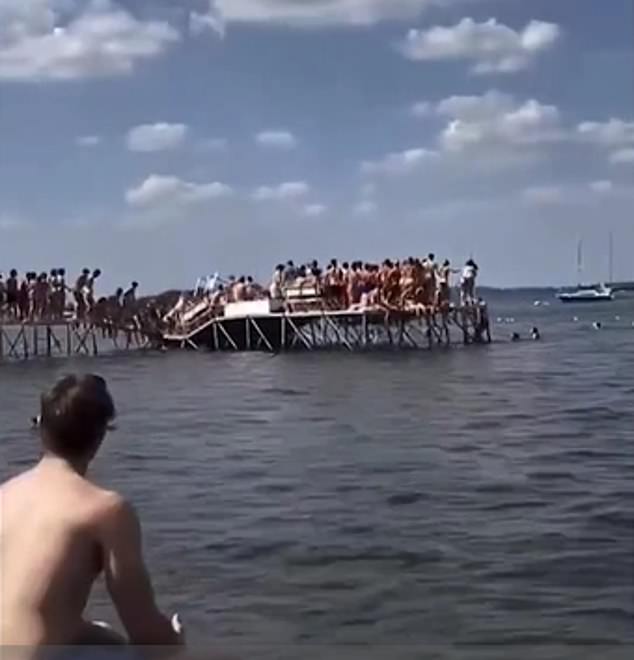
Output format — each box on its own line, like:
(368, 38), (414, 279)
(269, 255), (479, 310)
(1, 255), (481, 338)
(0, 268), (140, 325)
(167, 255), (480, 332)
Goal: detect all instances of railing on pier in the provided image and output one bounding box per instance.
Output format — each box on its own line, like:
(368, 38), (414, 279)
(0, 321), (151, 362)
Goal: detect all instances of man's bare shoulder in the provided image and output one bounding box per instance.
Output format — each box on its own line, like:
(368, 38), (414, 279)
(92, 490), (141, 536)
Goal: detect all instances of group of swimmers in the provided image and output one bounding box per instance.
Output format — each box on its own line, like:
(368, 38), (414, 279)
(0, 268), (139, 324)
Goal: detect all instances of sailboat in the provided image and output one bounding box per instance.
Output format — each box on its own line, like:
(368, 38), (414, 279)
(557, 237), (614, 303)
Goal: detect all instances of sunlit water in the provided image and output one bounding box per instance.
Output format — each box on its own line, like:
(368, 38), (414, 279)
(2, 291), (633, 658)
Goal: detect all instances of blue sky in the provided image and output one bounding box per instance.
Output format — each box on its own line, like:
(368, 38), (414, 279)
(1, 0), (633, 292)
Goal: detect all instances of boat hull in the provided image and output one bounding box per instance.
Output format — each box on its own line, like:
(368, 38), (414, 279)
(558, 294), (613, 303)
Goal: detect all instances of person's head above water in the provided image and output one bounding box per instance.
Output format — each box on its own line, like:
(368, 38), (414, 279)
(40, 374), (115, 465)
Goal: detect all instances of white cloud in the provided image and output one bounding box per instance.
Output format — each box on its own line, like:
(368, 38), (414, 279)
(589, 180), (613, 194)
(577, 119), (634, 147)
(0, 212), (23, 230)
(126, 175), (233, 209)
(522, 185), (565, 205)
(610, 148), (634, 165)
(361, 147), (437, 175)
(400, 18), (560, 74)
(303, 204), (327, 217)
(361, 182), (376, 197)
(411, 101), (433, 118)
(213, 0), (456, 28)
(0, 0), (179, 82)
(190, 1), (225, 37)
(253, 181), (310, 201)
(523, 180), (625, 206)
(127, 123), (188, 153)
(436, 91), (564, 152)
(76, 135), (102, 147)
(199, 138), (228, 151)
(353, 200), (378, 215)
(255, 130), (297, 149)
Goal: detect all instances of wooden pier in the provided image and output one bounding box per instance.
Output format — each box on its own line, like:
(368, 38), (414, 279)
(163, 304), (491, 354)
(0, 321), (150, 362)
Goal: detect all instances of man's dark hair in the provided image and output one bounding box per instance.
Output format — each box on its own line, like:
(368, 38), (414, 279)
(40, 375), (115, 460)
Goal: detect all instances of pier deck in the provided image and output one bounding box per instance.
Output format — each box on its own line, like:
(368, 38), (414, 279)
(163, 305), (491, 353)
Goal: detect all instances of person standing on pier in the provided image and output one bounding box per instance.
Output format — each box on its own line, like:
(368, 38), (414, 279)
(423, 254), (437, 305)
(27, 272), (38, 321)
(53, 268), (68, 320)
(460, 259), (479, 305)
(0, 273), (5, 316)
(74, 268), (90, 321)
(0, 374), (185, 651)
(6, 269), (19, 320)
(34, 272), (49, 321)
(270, 264), (285, 300)
(86, 268), (102, 314)
(18, 274), (29, 321)
(123, 281), (139, 309)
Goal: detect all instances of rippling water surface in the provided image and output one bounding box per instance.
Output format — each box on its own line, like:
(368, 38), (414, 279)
(1, 291), (633, 658)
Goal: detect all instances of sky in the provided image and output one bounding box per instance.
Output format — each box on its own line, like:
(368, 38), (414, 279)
(1, 0), (633, 293)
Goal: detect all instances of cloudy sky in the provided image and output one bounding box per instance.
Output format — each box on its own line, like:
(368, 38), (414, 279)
(1, 0), (633, 292)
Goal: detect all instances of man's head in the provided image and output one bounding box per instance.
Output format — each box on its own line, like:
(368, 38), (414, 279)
(40, 375), (116, 463)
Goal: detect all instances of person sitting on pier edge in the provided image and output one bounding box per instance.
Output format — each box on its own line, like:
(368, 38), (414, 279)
(0, 374), (184, 651)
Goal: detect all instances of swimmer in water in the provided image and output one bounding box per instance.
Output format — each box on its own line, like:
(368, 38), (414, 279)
(3, 374), (185, 652)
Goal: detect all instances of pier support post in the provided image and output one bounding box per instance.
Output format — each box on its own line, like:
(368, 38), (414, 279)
(362, 313), (368, 348)
(250, 318), (275, 353)
(212, 321), (219, 351)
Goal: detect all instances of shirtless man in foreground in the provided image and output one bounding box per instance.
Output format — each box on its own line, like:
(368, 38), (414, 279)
(0, 374), (184, 656)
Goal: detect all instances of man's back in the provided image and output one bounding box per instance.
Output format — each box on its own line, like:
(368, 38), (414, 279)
(2, 374), (183, 654)
(0, 461), (112, 646)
